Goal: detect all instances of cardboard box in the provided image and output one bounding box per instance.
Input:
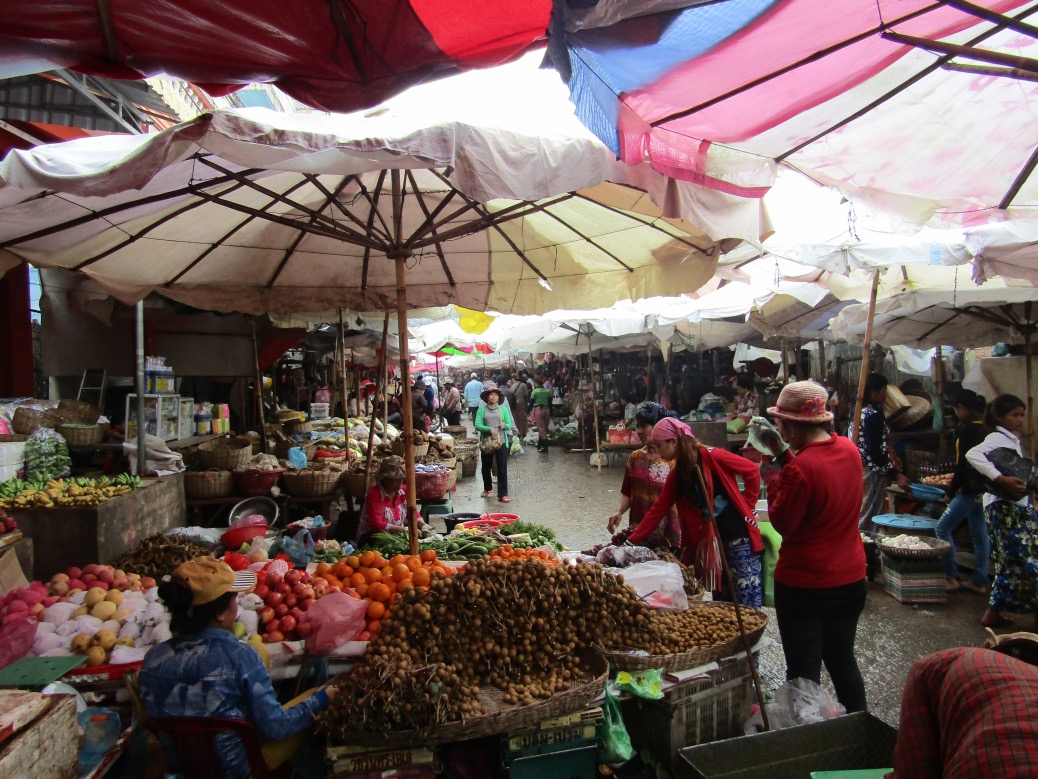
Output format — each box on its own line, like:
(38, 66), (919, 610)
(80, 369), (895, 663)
(0, 549), (29, 596)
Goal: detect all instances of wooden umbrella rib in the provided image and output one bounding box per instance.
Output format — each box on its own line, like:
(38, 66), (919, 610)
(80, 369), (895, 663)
(361, 170), (388, 292)
(778, 5), (1038, 162)
(72, 179), (250, 270)
(353, 171), (393, 240)
(941, 61), (1038, 82)
(936, 0), (1038, 38)
(0, 169), (263, 249)
(408, 193), (576, 249)
(404, 170), (456, 288)
(189, 187), (380, 247)
(266, 174), (358, 289)
(539, 209), (634, 272)
(193, 157), (376, 244)
(163, 178), (314, 285)
(1001, 141), (1038, 209)
(302, 173), (392, 242)
(571, 191), (712, 252)
(650, 3), (942, 127)
(882, 31), (1038, 73)
(470, 204), (552, 284)
(406, 197), (484, 245)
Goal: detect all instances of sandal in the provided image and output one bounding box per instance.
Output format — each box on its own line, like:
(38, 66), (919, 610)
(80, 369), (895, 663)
(499, 496), (511, 503)
(480, 490), (493, 497)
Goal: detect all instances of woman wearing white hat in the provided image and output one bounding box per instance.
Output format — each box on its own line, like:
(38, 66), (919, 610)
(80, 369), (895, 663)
(750, 380), (868, 713)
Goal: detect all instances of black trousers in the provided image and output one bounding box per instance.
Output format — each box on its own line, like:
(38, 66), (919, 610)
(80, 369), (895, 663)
(445, 411), (462, 426)
(774, 578), (868, 713)
(480, 446), (509, 498)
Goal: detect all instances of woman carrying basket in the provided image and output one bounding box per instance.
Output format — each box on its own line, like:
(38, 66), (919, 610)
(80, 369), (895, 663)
(475, 385), (517, 503)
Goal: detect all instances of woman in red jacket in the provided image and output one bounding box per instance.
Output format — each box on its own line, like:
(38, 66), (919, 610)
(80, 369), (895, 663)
(753, 380), (867, 713)
(629, 417), (764, 608)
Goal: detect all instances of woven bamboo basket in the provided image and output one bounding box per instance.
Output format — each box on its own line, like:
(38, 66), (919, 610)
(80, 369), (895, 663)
(342, 470), (374, 498)
(281, 468), (342, 497)
(444, 425), (467, 437)
(598, 603), (768, 672)
(333, 652), (607, 747)
(197, 438), (252, 470)
(57, 398), (102, 425)
(414, 441), (430, 458)
(184, 469), (234, 499)
(0, 434), (29, 443)
(274, 438), (318, 461)
(56, 423), (105, 447)
(877, 536), (951, 560)
(12, 407), (64, 435)
(447, 464), (459, 490)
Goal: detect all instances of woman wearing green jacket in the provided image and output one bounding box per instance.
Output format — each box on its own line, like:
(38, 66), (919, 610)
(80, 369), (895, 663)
(475, 385), (517, 503)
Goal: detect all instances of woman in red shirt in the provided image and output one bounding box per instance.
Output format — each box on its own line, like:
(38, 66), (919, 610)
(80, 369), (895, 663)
(629, 417), (764, 607)
(754, 380), (867, 713)
(358, 456), (423, 543)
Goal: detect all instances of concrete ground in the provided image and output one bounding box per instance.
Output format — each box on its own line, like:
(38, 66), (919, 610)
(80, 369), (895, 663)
(440, 436), (1015, 727)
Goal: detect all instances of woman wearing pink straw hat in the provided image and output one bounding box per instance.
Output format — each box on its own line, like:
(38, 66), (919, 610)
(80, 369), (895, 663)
(629, 416), (764, 608)
(750, 380), (867, 713)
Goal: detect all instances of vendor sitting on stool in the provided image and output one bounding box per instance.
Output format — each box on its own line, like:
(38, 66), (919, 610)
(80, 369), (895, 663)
(359, 455), (424, 543)
(139, 557), (339, 779)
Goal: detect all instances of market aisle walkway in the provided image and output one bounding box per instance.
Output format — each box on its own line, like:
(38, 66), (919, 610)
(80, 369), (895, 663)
(445, 441), (1005, 727)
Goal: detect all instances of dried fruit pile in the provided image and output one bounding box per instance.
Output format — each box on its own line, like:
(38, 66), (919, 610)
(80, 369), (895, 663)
(323, 557), (764, 740)
(114, 534), (211, 578)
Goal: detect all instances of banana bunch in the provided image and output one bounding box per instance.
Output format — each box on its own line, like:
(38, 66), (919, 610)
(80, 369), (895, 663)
(0, 475), (143, 509)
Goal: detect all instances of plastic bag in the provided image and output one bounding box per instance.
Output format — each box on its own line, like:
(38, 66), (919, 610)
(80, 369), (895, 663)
(596, 545), (658, 567)
(608, 560), (688, 611)
(287, 447), (308, 470)
(0, 617), (37, 671)
(278, 528), (315, 566)
(510, 436), (524, 455)
(743, 678), (846, 734)
(616, 668), (664, 700)
(599, 691), (634, 763)
(302, 590), (370, 655)
(24, 428), (72, 482)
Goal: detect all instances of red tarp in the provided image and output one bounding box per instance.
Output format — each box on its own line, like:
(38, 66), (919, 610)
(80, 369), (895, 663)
(0, 0), (552, 113)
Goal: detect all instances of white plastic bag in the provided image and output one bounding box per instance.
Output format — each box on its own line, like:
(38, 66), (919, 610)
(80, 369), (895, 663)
(608, 560), (688, 611)
(743, 678), (846, 734)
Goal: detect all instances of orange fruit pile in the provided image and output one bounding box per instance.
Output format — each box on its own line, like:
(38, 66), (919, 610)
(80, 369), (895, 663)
(313, 549), (453, 638)
(489, 544), (558, 565)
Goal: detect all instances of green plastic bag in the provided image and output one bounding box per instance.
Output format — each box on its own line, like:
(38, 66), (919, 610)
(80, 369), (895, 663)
(616, 668), (664, 700)
(598, 691), (634, 764)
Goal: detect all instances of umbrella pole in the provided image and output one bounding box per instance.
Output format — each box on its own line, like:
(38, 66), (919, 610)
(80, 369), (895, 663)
(851, 273), (881, 444)
(134, 301), (147, 476)
(587, 338), (602, 472)
(250, 320), (266, 455)
(645, 345), (653, 402)
(365, 314), (389, 479)
(391, 170), (418, 555)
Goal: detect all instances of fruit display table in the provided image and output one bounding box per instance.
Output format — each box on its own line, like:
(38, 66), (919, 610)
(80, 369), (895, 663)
(8, 473), (186, 580)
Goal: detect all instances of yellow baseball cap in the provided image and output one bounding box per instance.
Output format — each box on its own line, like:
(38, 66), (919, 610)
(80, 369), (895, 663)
(172, 556), (256, 606)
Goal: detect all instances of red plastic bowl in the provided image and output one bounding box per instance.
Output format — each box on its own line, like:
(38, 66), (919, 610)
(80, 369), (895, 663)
(221, 525), (268, 550)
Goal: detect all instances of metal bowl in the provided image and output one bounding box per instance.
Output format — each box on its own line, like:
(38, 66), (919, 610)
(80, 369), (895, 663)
(227, 496), (280, 528)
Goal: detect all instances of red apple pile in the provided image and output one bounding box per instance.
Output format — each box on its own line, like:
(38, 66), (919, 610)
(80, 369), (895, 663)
(254, 568), (319, 644)
(0, 581), (54, 624)
(46, 564), (156, 599)
(0, 509), (16, 535)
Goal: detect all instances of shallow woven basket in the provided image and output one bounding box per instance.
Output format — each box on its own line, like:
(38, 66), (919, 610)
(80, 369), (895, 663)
(444, 425), (467, 437)
(446, 464), (459, 491)
(281, 468), (341, 497)
(57, 398), (101, 425)
(56, 423), (105, 447)
(12, 406), (64, 435)
(184, 469), (234, 499)
(197, 437), (252, 470)
(414, 441), (430, 458)
(332, 652), (607, 747)
(598, 603), (768, 672)
(0, 434), (29, 444)
(877, 536), (951, 559)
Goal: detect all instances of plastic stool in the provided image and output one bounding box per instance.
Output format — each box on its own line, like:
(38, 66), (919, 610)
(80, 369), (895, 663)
(420, 498), (453, 521)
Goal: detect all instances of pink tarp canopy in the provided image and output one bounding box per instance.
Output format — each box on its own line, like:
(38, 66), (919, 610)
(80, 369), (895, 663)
(554, 0), (1038, 226)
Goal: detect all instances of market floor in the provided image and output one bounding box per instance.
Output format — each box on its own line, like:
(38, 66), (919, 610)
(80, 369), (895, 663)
(442, 440), (1012, 728)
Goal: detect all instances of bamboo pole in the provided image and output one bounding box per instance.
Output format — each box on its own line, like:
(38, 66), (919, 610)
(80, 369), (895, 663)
(365, 314), (390, 478)
(851, 273), (881, 444)
(338, 309), (350, 462)
(934, 344), (945, 433)
(693, 464), (769, 731)
(134, 301), (147, 476)
(1027, 330), (1035, 461)
(587, 333), (602, 471)
(645, 345), (653, 402)
(390, 171), (419, 555)
(250, 320), (267, 454)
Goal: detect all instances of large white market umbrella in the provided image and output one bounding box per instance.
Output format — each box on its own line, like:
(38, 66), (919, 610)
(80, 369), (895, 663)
(0, 102), (740, 549)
